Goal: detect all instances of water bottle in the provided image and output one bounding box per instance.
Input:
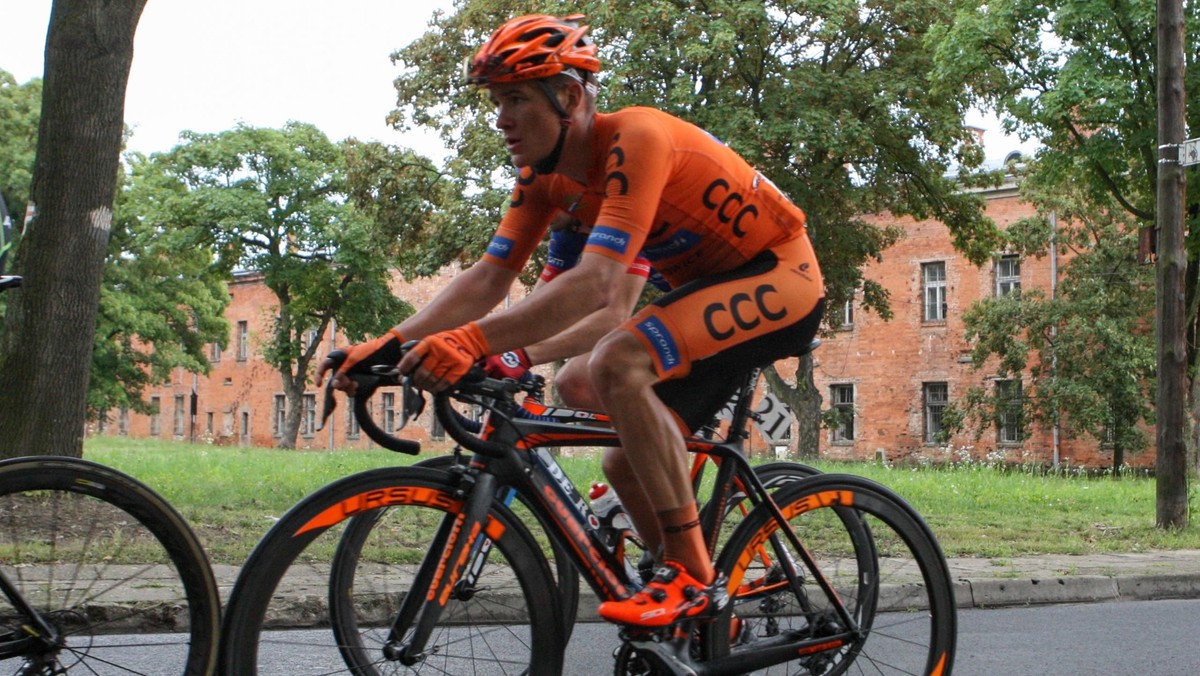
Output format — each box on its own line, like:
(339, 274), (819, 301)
(589, 482), (634, 546)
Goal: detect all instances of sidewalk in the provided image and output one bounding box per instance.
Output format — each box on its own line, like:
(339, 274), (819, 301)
(209, 549), (1200, 621)
(943, 549), (1200, 608)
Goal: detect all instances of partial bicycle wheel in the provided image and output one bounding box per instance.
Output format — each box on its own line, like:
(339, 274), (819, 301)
(404, 453), (581, 636)
(0, 455), (221, 674)
(699, 460), (828, 574)
(705, 473), (955, 676)
(221, 466), (562, 675)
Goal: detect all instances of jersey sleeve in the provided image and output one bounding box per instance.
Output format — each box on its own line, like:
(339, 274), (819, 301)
(483, 167), (556, 272)
(583, 114), (674, 268)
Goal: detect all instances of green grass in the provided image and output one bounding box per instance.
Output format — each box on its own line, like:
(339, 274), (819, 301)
(82, 437), (1200, 565)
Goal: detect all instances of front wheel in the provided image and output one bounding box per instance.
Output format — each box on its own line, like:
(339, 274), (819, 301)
(0, 456), (220, 674)
(220, 466), (562, 675)
(706, 473), (956, 676)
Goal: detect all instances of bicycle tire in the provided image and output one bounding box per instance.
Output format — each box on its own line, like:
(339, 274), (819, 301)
(0, 455), (221, 675)
(705, 473), (955, 676)
(220, 466), (562, 675)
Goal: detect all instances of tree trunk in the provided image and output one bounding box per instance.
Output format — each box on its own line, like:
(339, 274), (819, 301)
(279, 381), (305, 450)
(764, 356), (822, 460)
(0, 0), (148, 459)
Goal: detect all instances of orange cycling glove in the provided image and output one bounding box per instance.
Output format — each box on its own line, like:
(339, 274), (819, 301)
(337, 328), (405, 376)
(411, 322), (491, 385)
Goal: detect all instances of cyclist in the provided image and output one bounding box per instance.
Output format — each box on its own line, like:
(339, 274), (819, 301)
(319, 13), (825, 628)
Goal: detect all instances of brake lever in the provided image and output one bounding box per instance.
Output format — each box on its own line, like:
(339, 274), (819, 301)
(317, 350), (348, 431)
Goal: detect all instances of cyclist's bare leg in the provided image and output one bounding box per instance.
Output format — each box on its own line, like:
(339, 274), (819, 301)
(591, 330), (715, 584)
(601, 446), (662, 558)
(558, 356), (666, 559)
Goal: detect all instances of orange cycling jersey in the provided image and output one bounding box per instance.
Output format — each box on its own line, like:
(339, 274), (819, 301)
(483, 107), (814, 288)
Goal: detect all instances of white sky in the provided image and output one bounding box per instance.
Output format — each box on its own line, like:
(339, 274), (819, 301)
(1, 1), (1030, 165)
(1, 0), (455, 158)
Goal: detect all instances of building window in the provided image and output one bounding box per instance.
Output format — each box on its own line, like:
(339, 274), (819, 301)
(210, 341), (221, 363)
(346, 397), (361, 439)
(119, 407), (130, 436)
(382, 392), (396, 434)
(922, 262), (947, 322)
(996, 255), (1021, 297)
(302, 329), (320, 353)
(302, 394), (317, 437)
(236, 320), (249, 361)
(996, 379), (1023, 444)
(273, 395), (286, 437)
(206, 412), (214, 435)
(923, 382), (948, 444)
(830, 384), (855, 443)
(840, 298), (854, 329)
(149, 396), (162, 436)
(173, 394), (185, 437)
(241, 411), (250, 444)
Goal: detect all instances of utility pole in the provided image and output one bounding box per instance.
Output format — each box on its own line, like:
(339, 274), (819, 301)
(1155, 0), (1188, 528)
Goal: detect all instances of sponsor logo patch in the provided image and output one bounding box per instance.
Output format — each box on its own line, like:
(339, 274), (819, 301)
(486, 235), (516, 260)
(636, 316), (681, 371)
(587, 226), (632, 257)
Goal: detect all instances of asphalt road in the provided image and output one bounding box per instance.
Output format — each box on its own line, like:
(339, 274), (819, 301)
(557, 599), (1200, 674)
(55, 599), (1199, 673)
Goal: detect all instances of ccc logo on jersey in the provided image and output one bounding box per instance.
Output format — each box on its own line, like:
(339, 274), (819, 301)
(704, 284), (787, 340)
(702, 179), (759, 237)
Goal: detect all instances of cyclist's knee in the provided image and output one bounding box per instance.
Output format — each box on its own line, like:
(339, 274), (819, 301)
(590, 331), (654, 402)
(554, 357), (601, 409)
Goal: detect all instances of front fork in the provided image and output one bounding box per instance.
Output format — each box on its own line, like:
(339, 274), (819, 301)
(381, 470), (500, 664)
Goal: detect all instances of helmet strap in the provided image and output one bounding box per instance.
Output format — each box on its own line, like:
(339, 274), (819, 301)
(533, 79), (573, 175)
(534, 122), (570, 175)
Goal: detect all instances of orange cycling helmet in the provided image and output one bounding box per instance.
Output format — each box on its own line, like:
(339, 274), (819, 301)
(468, 14), (600, 86)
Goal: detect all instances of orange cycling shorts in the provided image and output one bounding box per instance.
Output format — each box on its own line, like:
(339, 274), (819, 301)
(623, 235), (825, 432)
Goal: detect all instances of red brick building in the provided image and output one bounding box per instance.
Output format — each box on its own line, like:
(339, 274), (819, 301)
(807, 175), (1144, 468)
(97, 176), (1145, 468)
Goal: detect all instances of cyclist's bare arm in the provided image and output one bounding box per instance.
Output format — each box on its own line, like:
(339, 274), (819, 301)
(393, 259), (520, 340)
(397, 252), (627, 381)
(474, 252), (627, 355)
(523, 268), (647, 365)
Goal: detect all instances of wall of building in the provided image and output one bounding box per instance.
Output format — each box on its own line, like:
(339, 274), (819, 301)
(810, 181), (1146, 468)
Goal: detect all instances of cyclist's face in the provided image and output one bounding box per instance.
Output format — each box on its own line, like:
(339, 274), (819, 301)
(489, 82), (562, 168)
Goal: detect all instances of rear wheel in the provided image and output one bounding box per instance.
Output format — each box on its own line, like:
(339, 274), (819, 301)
(706, 474), (955, 675)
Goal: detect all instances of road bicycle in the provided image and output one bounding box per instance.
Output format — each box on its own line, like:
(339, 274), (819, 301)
(0, 274), (221, 674)
(346, 359), (825, 647)
(219, 342), (956, 674)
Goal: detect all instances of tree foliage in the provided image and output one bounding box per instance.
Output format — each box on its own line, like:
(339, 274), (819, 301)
(0, 70), (40, 233)
(933, 0), (1198, 468)
(133, 122), (430, 447)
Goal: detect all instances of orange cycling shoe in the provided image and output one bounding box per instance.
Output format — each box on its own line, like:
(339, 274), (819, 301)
(598, 562), (729, 627)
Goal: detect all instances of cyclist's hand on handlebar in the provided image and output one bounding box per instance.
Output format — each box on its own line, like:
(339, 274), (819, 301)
(316, 328), (405, 395)
(400, 322), (489, 392)
(482, 348), (531, 380)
